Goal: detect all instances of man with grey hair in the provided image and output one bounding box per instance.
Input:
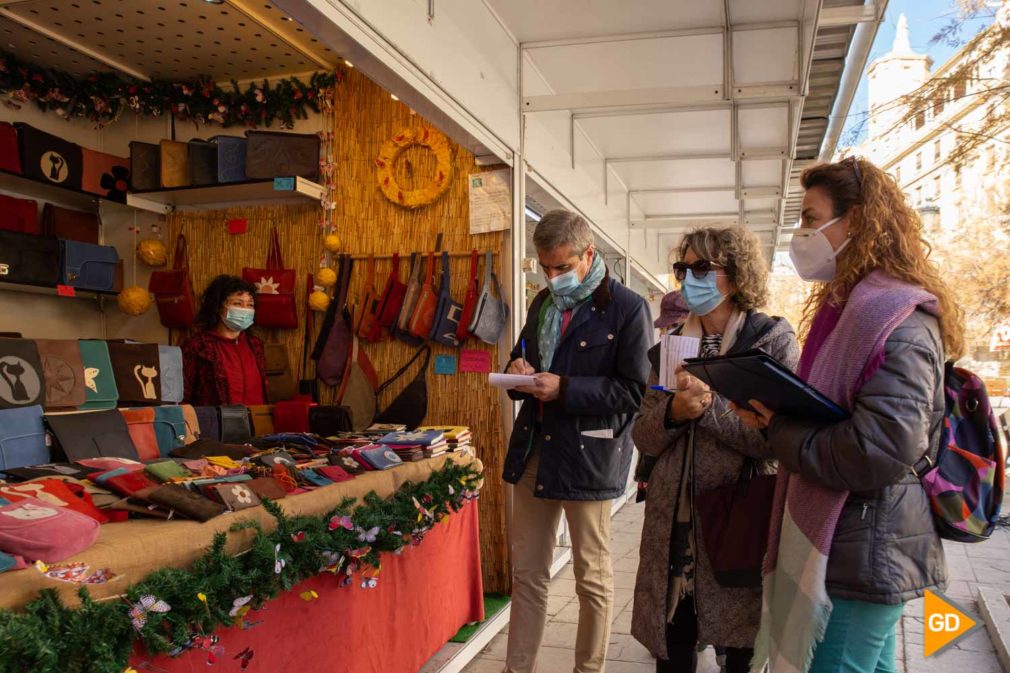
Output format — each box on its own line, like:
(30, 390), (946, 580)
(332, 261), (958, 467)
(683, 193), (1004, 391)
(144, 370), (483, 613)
(502, 209), (653, 673)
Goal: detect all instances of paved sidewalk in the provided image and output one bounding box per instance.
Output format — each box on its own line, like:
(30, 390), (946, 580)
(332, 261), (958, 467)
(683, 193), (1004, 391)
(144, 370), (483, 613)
(462, 499), (1008, 673)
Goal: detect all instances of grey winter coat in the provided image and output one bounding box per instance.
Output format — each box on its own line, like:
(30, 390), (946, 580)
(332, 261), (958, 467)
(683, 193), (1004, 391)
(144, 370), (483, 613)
(767, 309), (948, 604)
(631, 312), (800, 658)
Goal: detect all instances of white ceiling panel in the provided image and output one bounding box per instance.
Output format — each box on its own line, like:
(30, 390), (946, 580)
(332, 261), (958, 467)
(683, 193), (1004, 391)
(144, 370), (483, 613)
(527, 35), (722, 93)
(485, 0), (724, 43)
(733, 27), (799, 84)
(741, 197), (779, 211)
(742, 159), (784, 186)
(739, 107), (790, 149)
(610, 158), (736, 191)
(728, 0), (803, 24)
(577, 109), (730, 157)
(633, 190), (739, 216)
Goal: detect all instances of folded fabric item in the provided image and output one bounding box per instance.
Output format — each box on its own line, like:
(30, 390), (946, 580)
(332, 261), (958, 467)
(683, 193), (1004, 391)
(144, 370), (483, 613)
(119, 407), (159, 461)
(246, 477), (287, 501)
(145, 484), (225, 522)
(46, 410), (139, 462)
(194, 406), (220, 441)
(357, 446), (404, 471)
(0, 497), (99, 563)
(152, 405), (187, 457)
(253, 433), (321, 448)
(145, 460), (190, 483)
(169, 439), (254, 460)
(254, 450), (296, 469)
(75, 456), (143, 472)
(180, 458), (209, 472)
(315, 465), (354, 483)
(102, 470), (159, 498)
(1, 463), (89, 482)
(180, 404), (200, 444)
(299, 469), (333, 487)
(188, 474), (252, 491)
(0, 478), (108, 523)
(211, 482), (261, 511)
(330, 452), (367, 474)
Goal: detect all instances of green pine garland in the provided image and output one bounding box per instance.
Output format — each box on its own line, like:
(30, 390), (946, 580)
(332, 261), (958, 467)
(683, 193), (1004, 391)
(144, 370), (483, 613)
(0, 49), (342, 128)
(0, 461), (483, 673)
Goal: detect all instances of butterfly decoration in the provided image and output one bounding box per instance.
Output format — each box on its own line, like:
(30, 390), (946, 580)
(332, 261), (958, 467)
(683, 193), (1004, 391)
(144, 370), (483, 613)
(129, 594), (171, 631)
(448, 484), (455, 496)
(168, 632), (222, 664)
(356, 525), (379, 543)
(319, 550), (343, 574)
(273, 543), (286, 575)
(229, 595), (253, 618)
(36, 560), (118, 585)
(328, 515), (353, 531)
(412, 496), (433, 521)
(291, 531), (306, 543)
(234, 647), (255, 670)
(299, 589), (319, 601)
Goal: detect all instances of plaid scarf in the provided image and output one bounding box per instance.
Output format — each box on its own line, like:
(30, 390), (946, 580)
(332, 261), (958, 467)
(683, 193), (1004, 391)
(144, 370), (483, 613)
(538, 253), (606, 371)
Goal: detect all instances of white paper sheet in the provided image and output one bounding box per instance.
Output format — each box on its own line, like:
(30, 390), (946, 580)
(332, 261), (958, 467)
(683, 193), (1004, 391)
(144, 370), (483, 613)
(659, 335), (701, 389)
(489, 373), (537, 389)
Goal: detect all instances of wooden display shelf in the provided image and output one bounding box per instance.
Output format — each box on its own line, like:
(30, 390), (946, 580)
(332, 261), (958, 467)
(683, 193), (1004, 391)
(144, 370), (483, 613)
(127, 177), (326, 212)
(0, 279), (115, 304)
(0, 168), (129, 214)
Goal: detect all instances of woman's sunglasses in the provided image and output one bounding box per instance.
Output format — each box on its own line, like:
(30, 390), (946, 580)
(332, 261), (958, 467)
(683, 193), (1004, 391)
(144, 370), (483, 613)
(671, 260), (725, 282)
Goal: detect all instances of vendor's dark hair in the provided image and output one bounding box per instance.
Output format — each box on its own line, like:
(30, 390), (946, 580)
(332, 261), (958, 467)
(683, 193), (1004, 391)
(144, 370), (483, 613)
(195, 274), (257, 331)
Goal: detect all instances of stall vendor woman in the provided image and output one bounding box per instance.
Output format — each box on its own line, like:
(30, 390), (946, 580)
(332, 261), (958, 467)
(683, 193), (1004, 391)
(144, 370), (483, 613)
(181, 274), (267, 406)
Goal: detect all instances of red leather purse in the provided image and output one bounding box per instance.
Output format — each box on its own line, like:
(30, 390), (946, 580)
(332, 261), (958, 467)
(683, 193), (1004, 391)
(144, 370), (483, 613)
(148, 234), (197, 328)
(0, 194), (39, 234)
(243, 227), (298, 329)
(366, 253), (407, 342)
(273, 396), (315, 433)
(456, 249), (481, 342)
(0, 122), (21, 174)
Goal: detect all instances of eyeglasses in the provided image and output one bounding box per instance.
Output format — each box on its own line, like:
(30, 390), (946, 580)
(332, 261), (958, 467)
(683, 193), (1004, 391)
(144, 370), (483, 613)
(671, 260), (725, 282)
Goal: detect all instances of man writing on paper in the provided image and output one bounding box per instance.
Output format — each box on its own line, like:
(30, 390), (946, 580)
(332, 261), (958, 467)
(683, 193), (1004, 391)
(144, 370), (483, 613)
(502, 209), (653, 673)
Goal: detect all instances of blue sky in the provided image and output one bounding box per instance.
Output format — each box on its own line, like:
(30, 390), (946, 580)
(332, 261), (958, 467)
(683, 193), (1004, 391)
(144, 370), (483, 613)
(840, 0), (994, 145)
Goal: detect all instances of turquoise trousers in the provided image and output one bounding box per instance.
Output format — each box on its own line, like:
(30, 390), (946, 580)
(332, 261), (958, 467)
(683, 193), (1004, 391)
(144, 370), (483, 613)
(809, 598), (905, 673)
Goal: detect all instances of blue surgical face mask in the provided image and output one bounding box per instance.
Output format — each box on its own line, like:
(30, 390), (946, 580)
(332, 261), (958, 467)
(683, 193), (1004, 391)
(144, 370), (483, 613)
(222, 306), (255, 332)
(546, 268), (580, 296)
(681, 269), (725, 316)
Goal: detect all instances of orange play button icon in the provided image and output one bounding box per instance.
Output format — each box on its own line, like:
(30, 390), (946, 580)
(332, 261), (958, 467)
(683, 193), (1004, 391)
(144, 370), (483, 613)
(924, 590), (981, 657)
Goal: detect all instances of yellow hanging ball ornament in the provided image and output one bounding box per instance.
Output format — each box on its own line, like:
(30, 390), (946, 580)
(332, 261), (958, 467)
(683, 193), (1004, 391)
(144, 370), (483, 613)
(323, 234), (341, 253)
(117, 286), (152, 316)
(136, 239), (168, 267)
(308, 290), (331, 312)
(315, 267), (338, 288)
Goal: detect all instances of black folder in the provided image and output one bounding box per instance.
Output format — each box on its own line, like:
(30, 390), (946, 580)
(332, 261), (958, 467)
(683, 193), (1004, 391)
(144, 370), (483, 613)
(681, 349), (848, 424)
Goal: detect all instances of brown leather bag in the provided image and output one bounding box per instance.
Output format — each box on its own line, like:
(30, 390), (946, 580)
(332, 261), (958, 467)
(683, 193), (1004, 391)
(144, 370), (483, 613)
(159, 140), (190, 188)
(354, 255), (379, 338)
(248, 404), (276, 437)
(409, 252), (438, 339)
(263, 343), (295, 403)
(40, 204), (99, 244)
(35, 339), (87, 410)
(107, 342), (162, 405)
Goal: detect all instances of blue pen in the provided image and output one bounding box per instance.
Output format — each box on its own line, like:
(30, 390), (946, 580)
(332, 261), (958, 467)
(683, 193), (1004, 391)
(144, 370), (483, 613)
(521, 338), (527, 366)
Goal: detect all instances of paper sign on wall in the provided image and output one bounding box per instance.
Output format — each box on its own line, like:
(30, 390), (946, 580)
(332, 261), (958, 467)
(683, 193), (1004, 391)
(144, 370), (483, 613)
(469, 168), (512, 234)
(226, 218), (248, 235)
(459, 349), (492, 373)
(434, 355), (457, 375)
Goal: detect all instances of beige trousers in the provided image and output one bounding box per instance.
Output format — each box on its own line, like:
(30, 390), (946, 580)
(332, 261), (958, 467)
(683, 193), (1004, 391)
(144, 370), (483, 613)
(506, 452), (615, 673)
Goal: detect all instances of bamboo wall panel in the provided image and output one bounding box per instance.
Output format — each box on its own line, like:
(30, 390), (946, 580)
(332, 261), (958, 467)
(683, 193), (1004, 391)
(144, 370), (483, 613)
(167, 68), (510, 592)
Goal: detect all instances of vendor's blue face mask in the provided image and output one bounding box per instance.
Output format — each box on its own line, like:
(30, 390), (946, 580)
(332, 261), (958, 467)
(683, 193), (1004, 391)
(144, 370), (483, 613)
(222, 307), (255, 332)
(681, 269), (725, 316)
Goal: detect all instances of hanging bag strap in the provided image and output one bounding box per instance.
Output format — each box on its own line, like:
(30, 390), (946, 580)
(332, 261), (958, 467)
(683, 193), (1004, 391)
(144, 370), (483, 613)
(335, 254), (354, 312)
(440, 251), (450, 295)
(482, 250), (493, 292)
(173, 234), (188, 270)
(468, 249), (478, 291)
(376, 345), (431, 396)
(366, 254), (375, 290)
(267, 227), (284, 269)
(301, 273), (313, 380)
(423, 251), (435, 286)
(391, 252), (401, 280)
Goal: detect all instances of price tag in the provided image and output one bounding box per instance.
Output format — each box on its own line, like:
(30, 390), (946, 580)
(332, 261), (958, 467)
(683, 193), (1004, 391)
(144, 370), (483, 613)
(226, 218), (248, 235)
(273, 177), (296, 191)
(56, 284), (76, 297)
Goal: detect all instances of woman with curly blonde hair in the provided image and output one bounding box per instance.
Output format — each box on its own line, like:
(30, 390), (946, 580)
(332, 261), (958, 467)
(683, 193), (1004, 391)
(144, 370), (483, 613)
(734, 157), (964, 673)
(631, 227), (799, 673)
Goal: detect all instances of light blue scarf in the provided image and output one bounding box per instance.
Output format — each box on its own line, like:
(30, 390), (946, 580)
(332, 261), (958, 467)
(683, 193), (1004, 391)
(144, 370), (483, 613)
(538, 253), (607, 371)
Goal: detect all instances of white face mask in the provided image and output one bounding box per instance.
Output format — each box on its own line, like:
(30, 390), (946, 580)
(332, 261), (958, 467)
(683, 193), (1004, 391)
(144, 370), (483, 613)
(789, 216), (850, 282)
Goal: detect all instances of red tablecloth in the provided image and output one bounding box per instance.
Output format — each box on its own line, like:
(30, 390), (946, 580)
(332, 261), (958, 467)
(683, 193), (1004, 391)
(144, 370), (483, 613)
(130, 500), (484, 673)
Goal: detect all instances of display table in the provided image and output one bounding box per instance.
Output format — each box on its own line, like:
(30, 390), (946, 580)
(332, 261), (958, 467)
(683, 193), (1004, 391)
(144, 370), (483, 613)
(0, 454), (484, 672)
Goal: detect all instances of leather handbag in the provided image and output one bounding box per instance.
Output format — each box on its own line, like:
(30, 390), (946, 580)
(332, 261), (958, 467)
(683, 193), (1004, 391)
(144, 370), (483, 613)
(159, 139), (190, 188)
(0, 230), (59, 287)
(263, 343), (295, 403)
(14, 123), (83, 190)
(297, 274), (319, 401)
(211, 135), (247, 183)
(313, 254), (354, 386)
(395, 253), (425, 344)
(119, 407), (160, 461)
(272, 397), (313, 434)
(145, 460), (189, 483)
(242, 227), (298, 328)
(107, 341), (162, 405)
(180, 404), (200, 444)
(60, 240), (120, 292)
(213, 481), (261, 511)
(0, 479), (108, 523)
(78, 340), (118, 410)
(244, 130), (320, 181)
(187, 139), (218, 186)
(219, 404), (253, 444)
(0, 338), (46, 409)
(194, 406), (220, 441)
(340, 336), (377, 431)
(0, 194), (39, 234)
(368, 253), (408, 342)
(409, 252), (438, 339)
(81, 148), (129, 202)
(358, 446), (404, 471)
(456, 250), (481, 342)
(0, 406), (48, 470)
(0, 497), (99, 563)
(35, 339), (87, 410)
(129, 141), (161, 191)
(158, 345), (184, 404)
(469, 251), (509, 344)
(246, 477), (287, 501)
(308, 405), (352, 436)
(0, 122), (21, 174)
(149, 234), (197, 329)
(695, 455), (777, 588)
(430, 251), (463, 347)
(146, 484), (226, 522)
(153, 405), (187, 457)
(41, 204), (100, 245)
(46, 410), (139, 462)
(248, 404), (276, 437)
(375, 346), (431, 430)
(354, 255), (379, 338)
(170, 438), (254, 460)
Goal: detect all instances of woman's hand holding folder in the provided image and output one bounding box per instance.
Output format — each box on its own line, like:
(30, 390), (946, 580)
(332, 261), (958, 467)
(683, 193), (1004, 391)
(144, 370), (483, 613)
(666, 372), (713, 422)
(730, 399), (775, 429)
